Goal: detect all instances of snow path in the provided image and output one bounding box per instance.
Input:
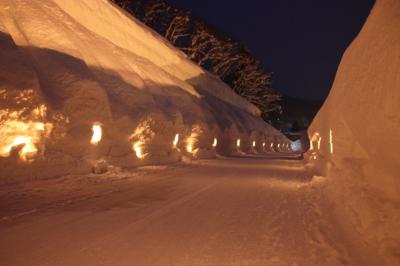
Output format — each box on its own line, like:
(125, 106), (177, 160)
(0, 158), (367, 265)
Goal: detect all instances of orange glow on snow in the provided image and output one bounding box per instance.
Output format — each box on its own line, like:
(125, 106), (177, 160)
(90, 122), (102, 145)
(236, 139), (241, 147)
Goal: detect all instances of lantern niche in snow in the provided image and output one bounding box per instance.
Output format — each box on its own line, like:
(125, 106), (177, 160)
(252, 141), (256, 147)
(0, 105), (52, 162)
(90, 122), (102, 145)
(186, 125), (202, 154)
(236, 139), (241, 148)
(130, 118), (155, 160)
(310, 132), (322, 151)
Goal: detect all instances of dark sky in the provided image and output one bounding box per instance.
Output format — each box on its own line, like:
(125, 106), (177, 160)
(170, 0), (375, 100)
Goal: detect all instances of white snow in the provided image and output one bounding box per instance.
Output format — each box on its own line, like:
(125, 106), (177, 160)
(0, 0), (289, 181)
(307, 0), (400, 263)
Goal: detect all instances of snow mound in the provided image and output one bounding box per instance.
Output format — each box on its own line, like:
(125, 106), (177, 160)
(307, 0), (400, 263)
(0, 0), (289, 182)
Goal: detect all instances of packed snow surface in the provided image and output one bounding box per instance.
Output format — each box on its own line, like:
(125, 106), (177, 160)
(0, 0), (289, 181)
(0, 158), (379, 266)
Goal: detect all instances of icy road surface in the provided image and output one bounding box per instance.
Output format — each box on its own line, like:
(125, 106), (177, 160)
(0, 157), (370, 265)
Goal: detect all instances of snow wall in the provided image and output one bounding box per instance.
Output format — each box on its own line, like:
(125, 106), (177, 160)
(307, 0), (400, 262)
(0, 0), (290, 182)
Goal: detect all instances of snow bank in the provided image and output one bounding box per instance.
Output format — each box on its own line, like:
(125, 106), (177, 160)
(0, 0), (289, 182)
(307, 0), (400, 262)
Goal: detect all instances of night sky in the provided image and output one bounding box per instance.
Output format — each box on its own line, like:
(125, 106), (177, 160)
(170, 0), (375, 100)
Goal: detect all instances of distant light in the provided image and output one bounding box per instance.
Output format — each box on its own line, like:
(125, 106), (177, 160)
(91, 122), (102, 145)
(329, 129), (334, 154)
(173, 134), (179, 147)
(133, 143), (144, 159)
(291, 140), (301, 151)
(263, 142), (266, 147)
(252, 141), (256, 147)
(236, 139), (241, 147)
(270, 143), (273, 148)
(212, 138), (218, 147)
(186, 144), (193, 153)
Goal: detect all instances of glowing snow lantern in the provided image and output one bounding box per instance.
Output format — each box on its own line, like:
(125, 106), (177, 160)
(133, 141), (145, 159)
(129, 118), (156, 160)
(5, 136), (37, 161)
(277, 144), (281, 149)
(90, 123), (102, 145)
(270, 143), (273, 148)
(185, 126), (202, 154)
(0, 119), (51, 162)
(329, 129), (334, 154)
(252, 141), (256, 147)
(173, 134), (179, 147)
(212, 138), (218, 147)
(236, 139), (241, 147)
(186, 144), (193, 153)
(263, 142), (266, 147)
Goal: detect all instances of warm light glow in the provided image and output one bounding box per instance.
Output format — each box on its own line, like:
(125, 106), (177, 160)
(263, 142), (266, 147)
(252, 141), (256, 147)
(173, 134), (179, 147)
(329, 129), (334, 154)
(186, 144), (193, 153)
(186, 125), (202, 154)
(0, 92), (54, 162)
(278, 144), (281, 148)
(212, 138), (218, 147)
(5, 136), (36, 160)
(130, 118), (155, 159)
(236, 139), (241, 147)
(0, 119), (52, 162)
(310, 132), (322, 151)
(270, 143), (273, 148)
(90, 122), (102, 145)
(133, 143), (144, 159)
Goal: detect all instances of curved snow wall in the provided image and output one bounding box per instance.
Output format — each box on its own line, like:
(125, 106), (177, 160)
(308, 0), (400, 262)
(0, 0), (290, 182)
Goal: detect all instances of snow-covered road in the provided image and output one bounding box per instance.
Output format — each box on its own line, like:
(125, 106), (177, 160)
(0, 157), (371, 265)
